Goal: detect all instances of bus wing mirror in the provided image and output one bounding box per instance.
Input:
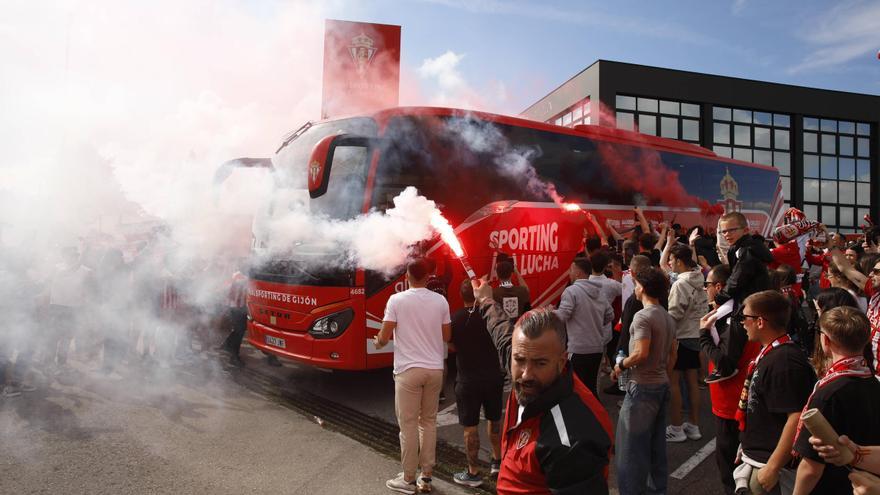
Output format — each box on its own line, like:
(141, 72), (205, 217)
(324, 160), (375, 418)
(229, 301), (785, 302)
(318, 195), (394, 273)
(213, 157), (273, 185)
(308, 134), (372, 198)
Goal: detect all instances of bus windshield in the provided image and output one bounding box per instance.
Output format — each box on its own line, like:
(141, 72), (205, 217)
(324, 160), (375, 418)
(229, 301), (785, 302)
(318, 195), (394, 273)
(250, 117), (378, 287)
(274, 117), (378, 220)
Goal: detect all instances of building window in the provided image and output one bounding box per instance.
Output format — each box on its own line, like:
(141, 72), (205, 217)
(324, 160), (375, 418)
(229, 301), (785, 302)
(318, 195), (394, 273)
(803, 117), (871, 231)
(615, 94), (700, 144)
(712, 106), (792, 206)
(547, 97), (591, 128)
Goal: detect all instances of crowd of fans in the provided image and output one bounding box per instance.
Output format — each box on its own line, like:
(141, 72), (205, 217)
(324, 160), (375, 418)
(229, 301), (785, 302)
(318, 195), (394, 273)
(379, 206), (880, 495)
(0, 232), (257, 399)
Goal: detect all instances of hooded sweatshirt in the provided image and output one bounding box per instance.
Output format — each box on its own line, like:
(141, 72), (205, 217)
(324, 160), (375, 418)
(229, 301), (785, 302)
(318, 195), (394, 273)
(715, 234), (774, 308)
(668, 269), (708, 340)
(555, 279), (614, 355)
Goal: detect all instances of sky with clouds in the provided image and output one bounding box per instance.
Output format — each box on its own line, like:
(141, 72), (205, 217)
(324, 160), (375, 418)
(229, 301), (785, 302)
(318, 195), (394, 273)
(0, 0), (877, 251)
(1, 0), (877, 201)
(331, 0), (880, 113)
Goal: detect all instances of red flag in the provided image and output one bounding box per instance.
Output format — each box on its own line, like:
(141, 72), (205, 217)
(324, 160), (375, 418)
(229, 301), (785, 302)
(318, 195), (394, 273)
(321, 20), (401, 120)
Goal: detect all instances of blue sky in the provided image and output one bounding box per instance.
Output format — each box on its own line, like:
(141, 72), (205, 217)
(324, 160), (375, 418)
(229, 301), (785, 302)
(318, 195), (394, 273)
(320, 0), (880, 113)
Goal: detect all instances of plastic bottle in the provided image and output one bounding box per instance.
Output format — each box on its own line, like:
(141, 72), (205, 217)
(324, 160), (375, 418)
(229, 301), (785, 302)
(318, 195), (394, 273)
(616, 350), (630, 392)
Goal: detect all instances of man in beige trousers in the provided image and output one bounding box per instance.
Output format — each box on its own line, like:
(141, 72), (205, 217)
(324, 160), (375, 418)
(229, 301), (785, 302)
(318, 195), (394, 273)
(374, 258), (452, 494)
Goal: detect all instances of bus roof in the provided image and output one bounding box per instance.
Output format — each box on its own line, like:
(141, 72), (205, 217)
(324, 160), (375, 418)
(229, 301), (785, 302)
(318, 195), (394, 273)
(312, 106), (778, 173)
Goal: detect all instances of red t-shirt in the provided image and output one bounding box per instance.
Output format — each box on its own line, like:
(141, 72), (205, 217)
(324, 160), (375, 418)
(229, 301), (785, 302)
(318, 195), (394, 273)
(709, 340), (762, 420)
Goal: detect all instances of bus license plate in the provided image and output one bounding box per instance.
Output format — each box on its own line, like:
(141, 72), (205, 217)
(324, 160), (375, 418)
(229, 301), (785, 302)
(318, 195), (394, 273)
(265, 335), (286, 349)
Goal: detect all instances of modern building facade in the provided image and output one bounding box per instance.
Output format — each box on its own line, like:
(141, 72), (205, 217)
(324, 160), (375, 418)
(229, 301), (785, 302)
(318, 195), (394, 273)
(522, 60), (880, 232)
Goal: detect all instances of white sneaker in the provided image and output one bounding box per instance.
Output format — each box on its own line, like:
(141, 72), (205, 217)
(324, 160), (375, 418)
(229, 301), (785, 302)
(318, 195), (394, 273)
(666, 424), (687, 442)
(386, 473), (416, 494)
(683, 422), (702, 440)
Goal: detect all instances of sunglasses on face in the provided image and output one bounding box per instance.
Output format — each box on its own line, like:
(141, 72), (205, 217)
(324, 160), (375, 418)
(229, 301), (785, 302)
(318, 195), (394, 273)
(736, 313), (763, 324)
(703, 281), (720, 288)
(719, 227), (743, 235)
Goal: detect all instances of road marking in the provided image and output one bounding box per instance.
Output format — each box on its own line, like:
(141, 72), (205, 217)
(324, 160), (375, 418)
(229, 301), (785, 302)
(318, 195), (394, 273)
(670, 437), (716, 480)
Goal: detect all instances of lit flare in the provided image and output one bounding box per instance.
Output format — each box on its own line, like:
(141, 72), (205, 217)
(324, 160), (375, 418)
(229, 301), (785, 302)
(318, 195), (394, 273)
(430, 212), (477, 279)
(430, 212), (464, 258)
(547, 184), (582, 212)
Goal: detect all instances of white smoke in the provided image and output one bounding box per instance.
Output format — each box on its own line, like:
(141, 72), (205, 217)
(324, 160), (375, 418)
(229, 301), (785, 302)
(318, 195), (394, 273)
(0, 0), (362, 452)
(255, 187), (445, 276)
(443, 115), (553, 199)
(0, 0), (527, 424)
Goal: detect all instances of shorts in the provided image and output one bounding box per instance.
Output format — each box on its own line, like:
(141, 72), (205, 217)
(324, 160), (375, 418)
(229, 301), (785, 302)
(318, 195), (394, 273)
(674, 338), (701, 370)
(454, 377), (504, 427)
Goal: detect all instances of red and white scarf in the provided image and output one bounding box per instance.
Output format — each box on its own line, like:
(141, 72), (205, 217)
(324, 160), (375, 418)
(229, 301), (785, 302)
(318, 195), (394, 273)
(736, 334), (793, 432)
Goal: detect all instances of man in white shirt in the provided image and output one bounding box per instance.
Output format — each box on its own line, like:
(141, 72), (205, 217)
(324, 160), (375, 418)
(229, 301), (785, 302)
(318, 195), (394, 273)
(374, 258), (452, 494)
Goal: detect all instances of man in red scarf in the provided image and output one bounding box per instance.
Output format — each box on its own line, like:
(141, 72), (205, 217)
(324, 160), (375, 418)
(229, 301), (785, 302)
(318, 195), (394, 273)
(828, 233), (880, 376)
(735, 290), (816, 494)
(792, 307), (880, 494)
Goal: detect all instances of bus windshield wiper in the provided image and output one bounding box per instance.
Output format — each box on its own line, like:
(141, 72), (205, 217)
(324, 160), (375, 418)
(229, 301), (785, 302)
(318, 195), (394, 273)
(275, 121), (314, 154)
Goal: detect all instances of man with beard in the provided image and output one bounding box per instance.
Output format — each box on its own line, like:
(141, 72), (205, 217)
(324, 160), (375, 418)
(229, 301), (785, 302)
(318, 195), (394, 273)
(471, 278), (613, 495)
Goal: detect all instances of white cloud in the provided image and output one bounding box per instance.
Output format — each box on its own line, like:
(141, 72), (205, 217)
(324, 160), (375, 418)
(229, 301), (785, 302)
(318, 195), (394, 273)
(731, 0), (748, 15)
(418, 50), (467, 93)
(414, 50), (510, 111)
(786, 1), (880, 74)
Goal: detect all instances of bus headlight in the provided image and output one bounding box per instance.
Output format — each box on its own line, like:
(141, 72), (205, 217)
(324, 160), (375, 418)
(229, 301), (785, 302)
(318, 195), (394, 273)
(309, 309), (354, 339)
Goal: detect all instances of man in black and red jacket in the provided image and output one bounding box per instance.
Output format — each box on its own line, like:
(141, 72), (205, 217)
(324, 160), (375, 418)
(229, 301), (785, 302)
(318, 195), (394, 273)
(471, 278), (613, 495)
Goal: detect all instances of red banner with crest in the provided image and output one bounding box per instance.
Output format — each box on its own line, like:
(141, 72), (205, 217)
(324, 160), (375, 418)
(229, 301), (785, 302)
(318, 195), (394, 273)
(321, 20), (401, 120)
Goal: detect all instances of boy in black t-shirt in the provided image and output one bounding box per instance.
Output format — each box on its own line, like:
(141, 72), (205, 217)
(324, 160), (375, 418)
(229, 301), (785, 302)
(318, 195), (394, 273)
(792, 307), (880, 495)
(450, 280), (504, 488)
(736, 290), (816, 495)
(491, 260), (530, 320)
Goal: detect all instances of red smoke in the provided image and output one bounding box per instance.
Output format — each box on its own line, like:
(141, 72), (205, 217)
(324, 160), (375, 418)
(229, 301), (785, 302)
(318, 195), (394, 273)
(699, 201), (725, 216)
(595, 141), (698, 207)
(590, 100), (724, 214)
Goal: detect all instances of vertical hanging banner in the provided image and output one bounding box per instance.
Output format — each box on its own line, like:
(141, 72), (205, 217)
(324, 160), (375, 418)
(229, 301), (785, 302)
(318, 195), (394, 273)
(321, 20), (401, 120)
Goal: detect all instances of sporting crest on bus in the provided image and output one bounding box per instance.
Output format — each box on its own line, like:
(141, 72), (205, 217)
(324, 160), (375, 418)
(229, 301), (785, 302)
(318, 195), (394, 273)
(309, 160), (321, 186)
(718, 168), (742, 213)
(349, 32), (377, 77)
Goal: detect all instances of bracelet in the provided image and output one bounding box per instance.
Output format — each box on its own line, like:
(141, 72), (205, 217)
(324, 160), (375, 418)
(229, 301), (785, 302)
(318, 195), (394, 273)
(852, 447), (871, 467)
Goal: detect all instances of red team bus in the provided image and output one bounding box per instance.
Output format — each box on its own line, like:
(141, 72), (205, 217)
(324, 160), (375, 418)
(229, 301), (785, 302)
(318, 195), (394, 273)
(241, 107), (784, 370)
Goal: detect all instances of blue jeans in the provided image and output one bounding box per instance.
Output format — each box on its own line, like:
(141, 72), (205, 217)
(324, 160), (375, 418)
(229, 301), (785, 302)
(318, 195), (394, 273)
(616, 381), (671, 495)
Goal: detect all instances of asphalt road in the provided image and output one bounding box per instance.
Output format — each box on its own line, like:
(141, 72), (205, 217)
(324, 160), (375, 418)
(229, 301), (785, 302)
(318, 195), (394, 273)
(0, 355), (471, 495)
